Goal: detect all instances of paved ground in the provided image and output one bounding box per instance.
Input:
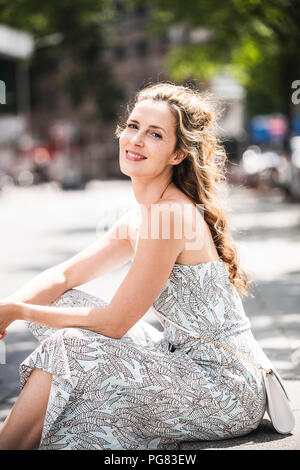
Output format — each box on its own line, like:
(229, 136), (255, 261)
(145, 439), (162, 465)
(0, 180), (299, 450)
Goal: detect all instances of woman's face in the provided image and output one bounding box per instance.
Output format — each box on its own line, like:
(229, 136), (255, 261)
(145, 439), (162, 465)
(119, 99), (182, 178)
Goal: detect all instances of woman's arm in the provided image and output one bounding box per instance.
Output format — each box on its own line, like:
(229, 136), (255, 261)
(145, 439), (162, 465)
(11, 301), (115, 337)
(3, 202), (185, 339)
(3, 266), (69, 306)
(0, 209), (135, 339)
(3, 209), (136, 306)
(61, 208), (136, 290)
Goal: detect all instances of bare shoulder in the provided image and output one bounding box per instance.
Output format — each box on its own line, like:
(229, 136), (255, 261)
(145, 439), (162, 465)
(121, 206), (142, 250)
(158, 196), (218, 264)
(142, 197), (184, 224)
(150, 196), (204, 233)
(150, 196), (208, 261)
(126, 206), (141, 224)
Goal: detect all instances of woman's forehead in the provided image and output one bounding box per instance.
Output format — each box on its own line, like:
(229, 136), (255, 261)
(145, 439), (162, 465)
(131, 100), (176, 127)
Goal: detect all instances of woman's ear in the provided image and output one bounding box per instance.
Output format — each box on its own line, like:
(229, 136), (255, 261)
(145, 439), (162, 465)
(172, 150), (186, 165)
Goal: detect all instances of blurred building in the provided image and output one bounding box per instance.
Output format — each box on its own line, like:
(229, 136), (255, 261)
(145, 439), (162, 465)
(0, 25), (33, 137)
(0, 25), (34, 179)
(99, 4), (171, 177)
(210, 74), (246, 162)
(87, 4), (244, 176)
(0, 5), (246, 183)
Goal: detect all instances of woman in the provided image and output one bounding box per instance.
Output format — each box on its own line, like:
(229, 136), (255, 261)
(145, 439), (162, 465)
(0, 82), (271, 450)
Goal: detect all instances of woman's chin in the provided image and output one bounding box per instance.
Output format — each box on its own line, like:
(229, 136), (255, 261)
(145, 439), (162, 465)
(119, 165), (132, 177)
(119, 163), (143, 177)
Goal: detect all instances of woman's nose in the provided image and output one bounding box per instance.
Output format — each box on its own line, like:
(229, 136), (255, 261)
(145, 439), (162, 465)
(131, 130), (144, 145)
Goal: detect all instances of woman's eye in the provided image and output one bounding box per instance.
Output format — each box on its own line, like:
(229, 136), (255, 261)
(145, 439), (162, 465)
(127, 124), (162, 139)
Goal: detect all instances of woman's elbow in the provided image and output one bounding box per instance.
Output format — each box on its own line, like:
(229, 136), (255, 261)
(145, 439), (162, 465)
(89, 307), (124, 340)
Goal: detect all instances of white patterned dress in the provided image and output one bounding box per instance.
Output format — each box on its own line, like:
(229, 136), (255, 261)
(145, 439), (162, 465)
(19, 261), (270, 450)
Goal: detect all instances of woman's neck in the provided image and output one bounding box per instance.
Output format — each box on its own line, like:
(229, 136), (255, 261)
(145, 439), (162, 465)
(131, 179), (173, 206)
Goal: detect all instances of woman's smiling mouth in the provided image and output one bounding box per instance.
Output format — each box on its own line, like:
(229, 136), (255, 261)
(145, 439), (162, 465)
(126, 150), (147, 161)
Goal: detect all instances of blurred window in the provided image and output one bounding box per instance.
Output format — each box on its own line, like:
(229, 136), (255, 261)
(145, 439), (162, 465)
(114, 46), (127, 60)
(0, 58), (17, 114)
(134, 6), (147, 18)
(135, 40), (149, 57)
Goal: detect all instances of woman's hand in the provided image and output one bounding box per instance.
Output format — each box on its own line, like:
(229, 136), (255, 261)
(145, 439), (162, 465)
(0, 329), (7, 340)
(0, 301), (18, 340)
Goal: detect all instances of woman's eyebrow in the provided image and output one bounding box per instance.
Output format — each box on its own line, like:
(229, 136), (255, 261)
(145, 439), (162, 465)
(128, 119), (166, 134)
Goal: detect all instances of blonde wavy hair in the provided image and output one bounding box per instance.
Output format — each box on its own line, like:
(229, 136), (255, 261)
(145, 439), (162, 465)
(115, 81), (251, 297)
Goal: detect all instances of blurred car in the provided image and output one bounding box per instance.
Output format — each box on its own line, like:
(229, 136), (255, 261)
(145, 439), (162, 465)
(0, 168), (14, 192)
(10, 135), (86, 190)
(10, 144), (52, 187)
(276, 137), (300, 201)
(50, 152), (86, 190)
(241, 146), (281, 189)
(289, 137), (300, 200)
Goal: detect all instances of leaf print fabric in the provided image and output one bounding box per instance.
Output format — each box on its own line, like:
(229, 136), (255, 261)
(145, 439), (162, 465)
(20, 262), (268, 450)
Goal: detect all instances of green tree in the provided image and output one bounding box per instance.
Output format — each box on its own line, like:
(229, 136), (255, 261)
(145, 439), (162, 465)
(135, 0), (300, 151)
(0, 0), (125, 129)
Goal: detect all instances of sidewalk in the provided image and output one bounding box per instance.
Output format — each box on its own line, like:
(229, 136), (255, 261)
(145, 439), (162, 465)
(0, 182), (299, 449)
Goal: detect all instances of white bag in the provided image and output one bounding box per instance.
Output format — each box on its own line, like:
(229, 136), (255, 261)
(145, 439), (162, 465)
(264, 368), (295, 434)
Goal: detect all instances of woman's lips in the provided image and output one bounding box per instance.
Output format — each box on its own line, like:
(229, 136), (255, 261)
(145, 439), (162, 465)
(126, 150), (147, 162)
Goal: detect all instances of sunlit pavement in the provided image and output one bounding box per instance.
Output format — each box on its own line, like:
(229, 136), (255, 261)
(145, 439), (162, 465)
(0, 180), (299, 449)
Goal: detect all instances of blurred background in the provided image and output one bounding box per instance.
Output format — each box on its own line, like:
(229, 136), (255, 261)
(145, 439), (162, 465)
(0, 0), (299, 193)
(0, 0), (300, 447)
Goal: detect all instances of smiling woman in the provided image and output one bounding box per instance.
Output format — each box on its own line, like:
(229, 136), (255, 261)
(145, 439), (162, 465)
(0, 82), (275, 450)
(118, 98), (185, 186)
(116, 84), (249, 289)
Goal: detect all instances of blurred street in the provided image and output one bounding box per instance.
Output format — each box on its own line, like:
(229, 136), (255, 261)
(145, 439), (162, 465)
(0, 180), (300, 449)
(1, 0), (300, 452)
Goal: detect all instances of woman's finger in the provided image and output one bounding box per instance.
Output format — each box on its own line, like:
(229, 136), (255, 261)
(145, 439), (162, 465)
(0, 329), (7, 340)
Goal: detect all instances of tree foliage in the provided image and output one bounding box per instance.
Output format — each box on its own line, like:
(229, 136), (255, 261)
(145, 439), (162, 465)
(136, 0), (300, 124)
(0, 0), (125, 126)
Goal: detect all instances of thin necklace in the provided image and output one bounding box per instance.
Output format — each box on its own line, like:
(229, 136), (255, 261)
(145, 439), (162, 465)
(158, 181), (172, 202)
(136, 181), (172, 238)
(136, 181), (172, 215)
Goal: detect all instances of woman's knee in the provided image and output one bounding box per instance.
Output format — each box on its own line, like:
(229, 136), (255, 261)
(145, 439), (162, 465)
(49, 289), (108, 309)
